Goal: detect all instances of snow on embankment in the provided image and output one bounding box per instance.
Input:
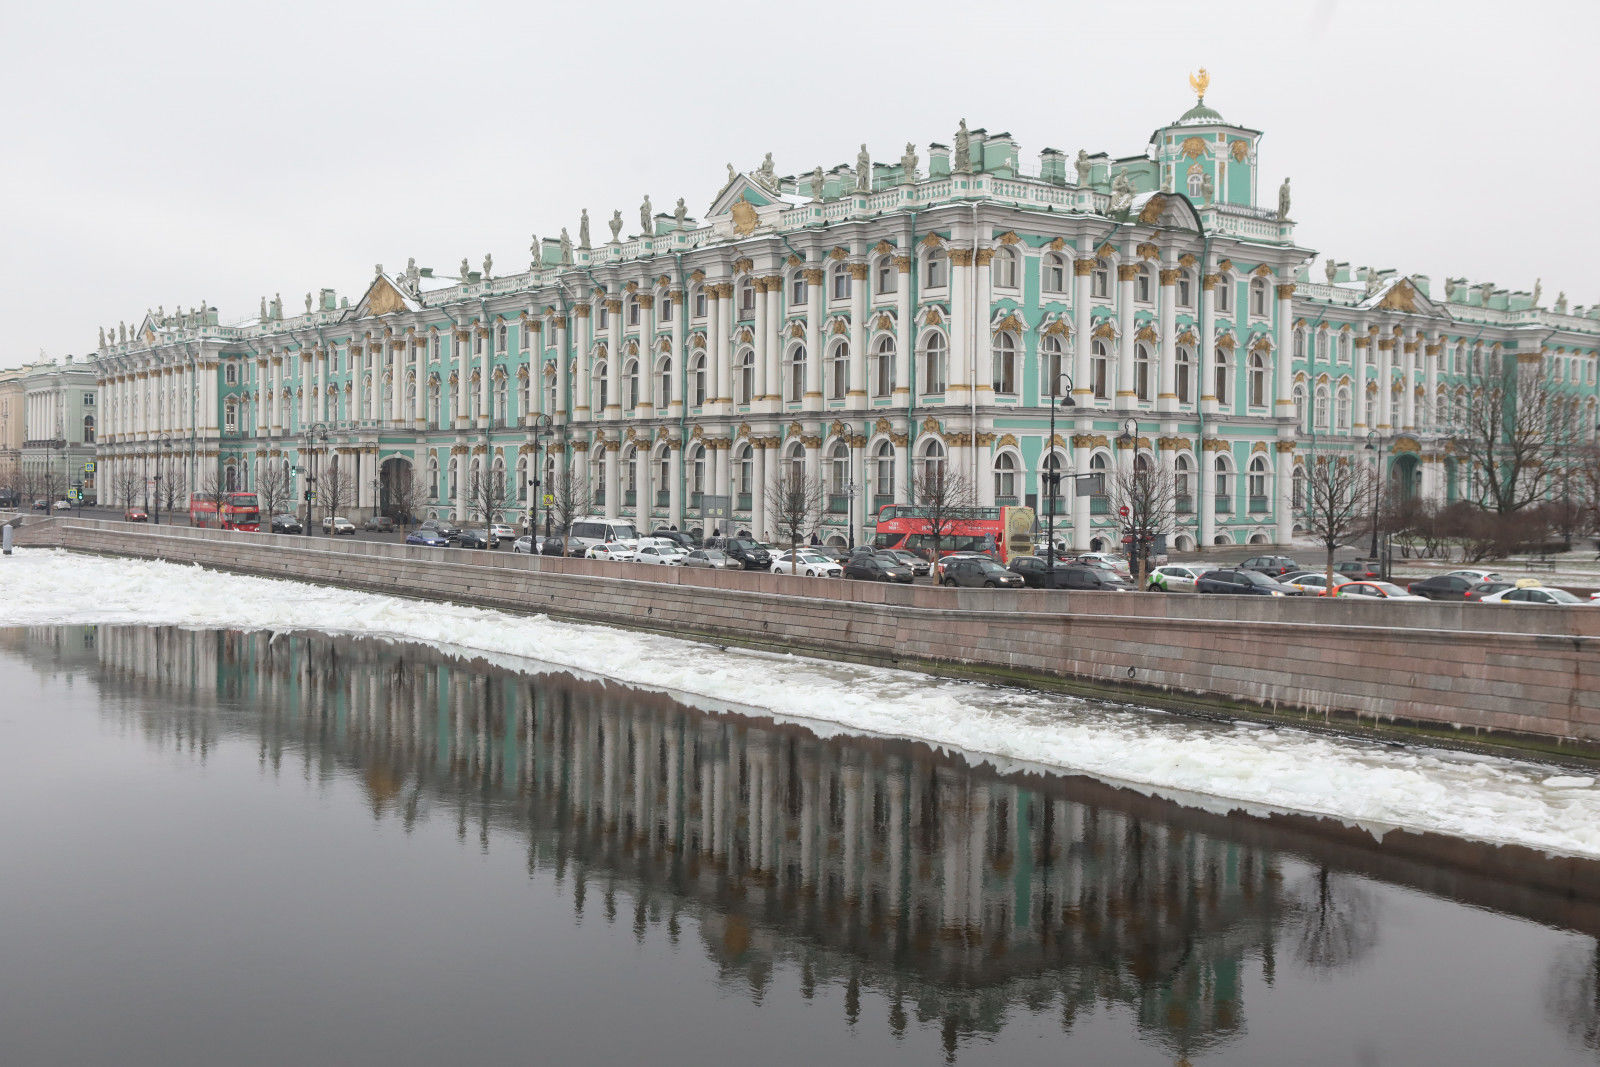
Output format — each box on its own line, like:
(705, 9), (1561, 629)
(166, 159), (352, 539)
(4, 548), (1599, 858)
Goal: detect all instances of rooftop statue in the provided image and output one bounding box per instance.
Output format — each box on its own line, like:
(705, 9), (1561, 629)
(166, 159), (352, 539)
(1365, 269), (1383, 297)
(1532, 277), (1542, 306)
(757, 152), (775, 188)
(460, 257), (471, 279)
(954, 119), (971, 175)
(1074, 149), (1091, 186)
(1200, 171), (1214, 201)
(608, 210), (623, 242)
(272, 294), (282, 320)
(559, 228), (573, 265)
(726, 162), (736, 186)
(305, 293), (313, 313)
(1555, 291), (1568, 314)
(1325, 259), (1338, 285)
(856, 144), (870, 191)
(119, 322), (126, 343)
(1110, 172), (1134, 213)
(900, 142), (918, 184)
(1478, 281), (1494, 304)
(99, 326), (106, 348)
(1277, 177), (1291, 221)
(811, 165), (824, 201)
(1444, 277), (1457, 299)
(579, 208), (591, 249)
(529, 233), (540, 270)
(261, 296), (268, 321)
(674, 197), (687, 227)
(482, 253), (493, 279)
(640, 195), (653, 236)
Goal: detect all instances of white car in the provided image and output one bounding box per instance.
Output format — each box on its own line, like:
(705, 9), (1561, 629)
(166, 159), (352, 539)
(321, 515), (356, 535)
(1338, 580), (1427, 601)
(587, 541), (635, 562)
(1479, 586), (1592, 606)
(52, 499), (72, 510)
(1076, 551), (1133, 577)
(770, 550), (843, 577)
(488, 523), (517, 543)
(1279, 571), (1350, 597)
(634, 542), (686, 566)
(1446, 568), (1505, 584)
(1147, 564), (1205, 592)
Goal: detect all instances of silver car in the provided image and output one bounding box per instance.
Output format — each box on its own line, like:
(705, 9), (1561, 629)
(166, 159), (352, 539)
(683, 548), (740, 570)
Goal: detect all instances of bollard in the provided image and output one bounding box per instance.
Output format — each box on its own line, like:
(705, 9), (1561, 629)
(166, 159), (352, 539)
(2, 522), (13, 555)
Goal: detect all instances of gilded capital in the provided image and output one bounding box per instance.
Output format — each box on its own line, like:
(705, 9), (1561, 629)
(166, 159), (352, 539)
(1158, 268), (1181, 286)
(848, 263), (870, 280)
(1275, 283), (1296, 300)
(803, 268), (825, 285)
(574, 305), (591, 318)
(974, 248), (994, 266)
(636, 294), (654, 309)
(892, 256), (911, 272)
(948, 249), (975, 268)
(1117, 265), (1140, 282)
(1073, 259), (1096, 276)
(605, 299), (622, 313)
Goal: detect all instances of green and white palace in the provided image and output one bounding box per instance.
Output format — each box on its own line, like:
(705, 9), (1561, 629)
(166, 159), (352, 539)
(92, 78), (1600, 549)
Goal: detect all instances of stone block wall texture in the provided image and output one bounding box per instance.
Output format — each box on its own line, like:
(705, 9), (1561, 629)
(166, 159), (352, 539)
(10, 517), (1598, 747)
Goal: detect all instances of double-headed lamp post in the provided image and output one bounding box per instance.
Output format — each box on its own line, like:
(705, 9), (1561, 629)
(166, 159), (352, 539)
(529, 414), (553, 547)
(302, 422), (328, 535)
(1364, 429), (1380, 561)
(1043, 372), (1075, 566)
(153, 432), (171, 525)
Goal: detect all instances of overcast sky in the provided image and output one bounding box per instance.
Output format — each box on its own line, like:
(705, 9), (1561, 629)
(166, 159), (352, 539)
(3, 0), (1594, 370)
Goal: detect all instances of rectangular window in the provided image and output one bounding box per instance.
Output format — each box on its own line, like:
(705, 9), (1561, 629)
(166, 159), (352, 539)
(660, 298), (673, 323)
(694, 292), (707, 318)
(83, 392), (96, 405)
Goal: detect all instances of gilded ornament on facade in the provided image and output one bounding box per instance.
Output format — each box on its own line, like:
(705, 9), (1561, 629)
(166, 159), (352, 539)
(1095, 242), (1116, 260)
(1136, 241), (1160, 261)
(997, 231), (1022, 245)
(1180, 136), (1208, 159)
(1189, 68), (1210, 101)
(1230, 140), (1249, 162)
(1274, 441), (1297, 453)
(1092, 320), (1117, 339)
(1136, 324), (1160, 343)
(1138, 196), (1167, 225)
(730, 200), (759, 234)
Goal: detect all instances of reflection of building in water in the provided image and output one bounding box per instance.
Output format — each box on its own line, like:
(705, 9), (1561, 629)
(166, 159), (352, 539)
(90, 624), (1287, 1059)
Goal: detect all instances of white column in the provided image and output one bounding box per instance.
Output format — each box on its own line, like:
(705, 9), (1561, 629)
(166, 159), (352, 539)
(1352, 332), (1370, 431)
(1199, 273), (1217, 416)
(479, 324), (494, 428)
(752, 278), (769, 405)
(1377, 333), (1394, 431)
(950, 249), (972, 400)
(1071, 436), (1092, 551)
(637, 296), (655, 417)
(847, 265), (867, 407)
(668, 293), (685, 416)
(668, 442), (682, 528)
(973, 248), (994, 404)
(1115, 261), (1136, 404)
(894, 255), (912, 402)
(715, 285), (733, 411)
(525, 321), (543, 422)
(1199, 443), (1216, 546)
(751, 441), (767, 539)
(554, 314), (571, 424)
(255, 360), (268, 435)
(413, 337), (425, 427)
(1072, 258), (1094, 403)
(604, 301), (622, 420)
(573, 306), (592, 421)
(453, 330), (470, 426)
(1400, 335), (1417, 431)
(1274, 282), (1295, 419)
(804, 267), (824, 411)
(704, 288), (721, 410)
(1158, 265), (1178, 414)
(1424, 332), (1440, 433)
(365, 340), (379, 425)
(761, 279), (780, 408)
(604, 443), (620, 519)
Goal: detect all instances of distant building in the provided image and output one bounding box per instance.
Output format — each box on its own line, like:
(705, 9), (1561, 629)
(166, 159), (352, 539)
(0, 365), (27, 493)
(90, 81), (1600, 546)
(21, 356), (98, 502)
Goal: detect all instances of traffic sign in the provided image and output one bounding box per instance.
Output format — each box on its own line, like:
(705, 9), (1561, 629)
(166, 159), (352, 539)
(1118, 505), (1130, 518)
(543, 493), (554, 506)
(83, 461), (96, 473)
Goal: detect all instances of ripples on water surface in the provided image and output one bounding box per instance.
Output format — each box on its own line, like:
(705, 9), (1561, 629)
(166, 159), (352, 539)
(1, 624), (1598, 1066)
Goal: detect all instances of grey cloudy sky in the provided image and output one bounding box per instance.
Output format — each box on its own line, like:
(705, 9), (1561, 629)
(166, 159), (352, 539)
(3, 0), (1594, 370)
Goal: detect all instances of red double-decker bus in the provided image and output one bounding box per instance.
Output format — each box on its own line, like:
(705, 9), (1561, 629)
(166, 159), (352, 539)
(871, 504), (1036, 563)
(190, 492), (261, 531)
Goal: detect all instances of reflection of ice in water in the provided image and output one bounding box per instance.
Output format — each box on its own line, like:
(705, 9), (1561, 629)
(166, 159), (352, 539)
(1545, 939), (1600, 1053)
(4, 547), (1600, 859)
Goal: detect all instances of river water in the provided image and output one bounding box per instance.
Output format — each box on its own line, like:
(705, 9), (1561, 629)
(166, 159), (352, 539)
(2, 624), (1597, 1065)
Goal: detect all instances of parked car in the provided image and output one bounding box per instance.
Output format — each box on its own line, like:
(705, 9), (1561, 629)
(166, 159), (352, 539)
(511, 535), (538, 554)
(811, 544), (851, 565)
(722, 538), (771, 571)
(1146, 563), (1206, 592)
(1073, 551), (1132, 577)
(1339, 580), (1427, 601)
(650, 529), (697, 549)
(362, 515), (395, 532)
(1335, 559), (1382, 580)
(933, 552), (993, 581)
(1009, 555), (1067, 589)
(771, 550), (843, 577)
(1446, 568), (1506, 585)
(1407, 574), (1484, 601)
(587, 541), (635, 561)
(123, 507), (149, 523)
(419, 519), (461, 542)
(1278, 571), (1349, 597)
(843, 555), (914, 583)
(879, 548), (931, 576)
(32, 499), (48, 510)
(321, 515), (356, 535)
(942, 557), (1026, 588)
(635, 540), (687, 566)
(488, 523), (517, 544)
(1480, 586), (1591, 606)
(53, 499), (72, 510)
(1195, 569), (1292, 596)
(1238, 555), (1301, 578)
(539, 535), (571, 557)
(405, 530), (450, 547)
(1466, 580), (1516, 599)
(683, 548), (740, 570)
(456, 529), (496, 549)
(270, 513), (303, 534)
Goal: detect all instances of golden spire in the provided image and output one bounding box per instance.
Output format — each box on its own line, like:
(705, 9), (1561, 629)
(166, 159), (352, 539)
(1188, 68), (1210, 103)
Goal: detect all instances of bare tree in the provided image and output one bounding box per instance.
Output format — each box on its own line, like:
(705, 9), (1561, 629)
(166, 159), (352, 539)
(765, 465), (826, 570)
(910, 463), (977, 561)
(547, 466), (594, 551)
(1106, 462), (1178, 590)
(256, 461), (291, 523)
(194, 466), (224, 527)
(1451, 353), (1564, 515)
(155, 459), (187, 523)
(319, 459), (353, 532)
(386, 465), (423, 531)
(466, 460), (512, 531)
(112, 466), (143, 510)
(1301, 455), (1376, 587)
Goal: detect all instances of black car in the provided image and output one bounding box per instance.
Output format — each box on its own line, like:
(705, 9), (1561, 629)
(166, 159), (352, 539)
(650, 529), (696, 550)
(270, 513), (303, 534)
(540, 535), (569, 557)
(420, 520), (461, 542)
(843, 555), (914, 583)
(456, 529), (495, 549)
(1407, 574), (1480, 601)
(1196, 568), (1294, 595)
(1009, 555), (1065, 588)
(1238, 555), (1301, 578)
(1335, 558), (1382, 580)
(941, 557), (1026, 588)
(363, 515), (394, 532)
(1011, 557), (1131, 591)
(722, 538), (771, 571)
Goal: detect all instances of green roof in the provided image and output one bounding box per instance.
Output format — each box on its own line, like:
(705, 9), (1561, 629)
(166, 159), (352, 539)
(1174, 99), (1225, 126)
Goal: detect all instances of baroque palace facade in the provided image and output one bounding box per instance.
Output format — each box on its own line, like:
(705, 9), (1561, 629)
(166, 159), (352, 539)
(92, 79), (1600, 549)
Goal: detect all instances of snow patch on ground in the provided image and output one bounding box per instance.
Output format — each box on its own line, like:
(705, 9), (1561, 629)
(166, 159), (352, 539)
(4, 548), (1600, 859)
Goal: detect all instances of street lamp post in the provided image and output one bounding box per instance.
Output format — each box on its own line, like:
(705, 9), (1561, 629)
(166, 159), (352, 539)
(529, 414), (553, 550)
(303, 422), (328, 535)
(153, 433), (171, 525)
(1364, 430), (1380, 564)
(1043, 372), (1076, 567)
(1115, 417), (1140, 577)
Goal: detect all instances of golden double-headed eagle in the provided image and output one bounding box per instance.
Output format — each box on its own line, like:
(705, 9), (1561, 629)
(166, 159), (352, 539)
(1189, 68), (1210, 102)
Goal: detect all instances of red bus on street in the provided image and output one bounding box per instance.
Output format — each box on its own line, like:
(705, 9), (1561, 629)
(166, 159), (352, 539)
(870, 504), (1036, 563)
(190, 492), (261, 531)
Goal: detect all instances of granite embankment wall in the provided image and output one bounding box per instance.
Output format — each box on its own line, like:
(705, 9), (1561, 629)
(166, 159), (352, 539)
(8, 516), (1599, 750)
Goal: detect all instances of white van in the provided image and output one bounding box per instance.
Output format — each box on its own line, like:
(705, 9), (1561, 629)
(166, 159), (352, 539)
(567, 516), (640, 556)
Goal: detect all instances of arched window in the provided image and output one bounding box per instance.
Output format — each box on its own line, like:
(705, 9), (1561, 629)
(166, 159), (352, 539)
(785, 345), (806, 403)
(623, 360), (639, 409)
(872, 440), (894, 505)
(1091, 339), (1110, 400)
(428, 454), (440, 500)
(1187, 171), (1203, 198)
(831, 264), (851, 300)
(1174, 454), (1193, 510)
(925, 250), (949, 289)
(427, 378), (441, 428)
(655, 448), (669, 504)
(1293, 384), (1307, 432)
(1134, 342), (1153, 401)
(829, 342), (848, 400)
(992, 333), (1017, 395)
(690, 352), (706, 407)
(991, 247), (1018, 289)
(1248, 455), (1269, 510)
(1042, 254), (1066, 294)
(736, 349), (755, 405)
(1177, 269), (1194, 309)
(1250, 278), (1269, 317)
(829, 440), (849, 498)
(918, 438), (945, 487)
(1040, 451), (1065, 515)
(593, 363), (608, 411)
(657, 356), (672, 406)
(789, 272), (806, 305)
(1248, 352), (1268, 407)
(689, 445), (706, 503)
(659, 293), (673, 323)
(515, 455), (528, 502)
(1214, 274), (1234, 314)
(785, 442), (806, 486)
(222, 403), (235, 433)
(1292, 464), (1306, 511)
(448, 457), (458, 500)
(740, 280), (757, 312)
(495, 375), (510, 423)
(993, 452), (1018, 503)
(492, 455), (508, 511)
(691, 285), (708, 319)
(1336, 387), (1352, 430)
(1215, 348), (1233, 405)
(626, 297), (639, 327)
(1214, 454), (1232, 509)
(224, 363), (238, 385)
(873, 337), (896, 397)
(1314, 385), (1330, 432)
(621, 446), (637, 504)
(1135, 265), (1154, 303)
(1040, 335), (1064, 391)
(735, 444), (753, 501)
(1175, 347), (1193, 404)
(875, 257), (896, 296)
(1091, 263), (1110, 299)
